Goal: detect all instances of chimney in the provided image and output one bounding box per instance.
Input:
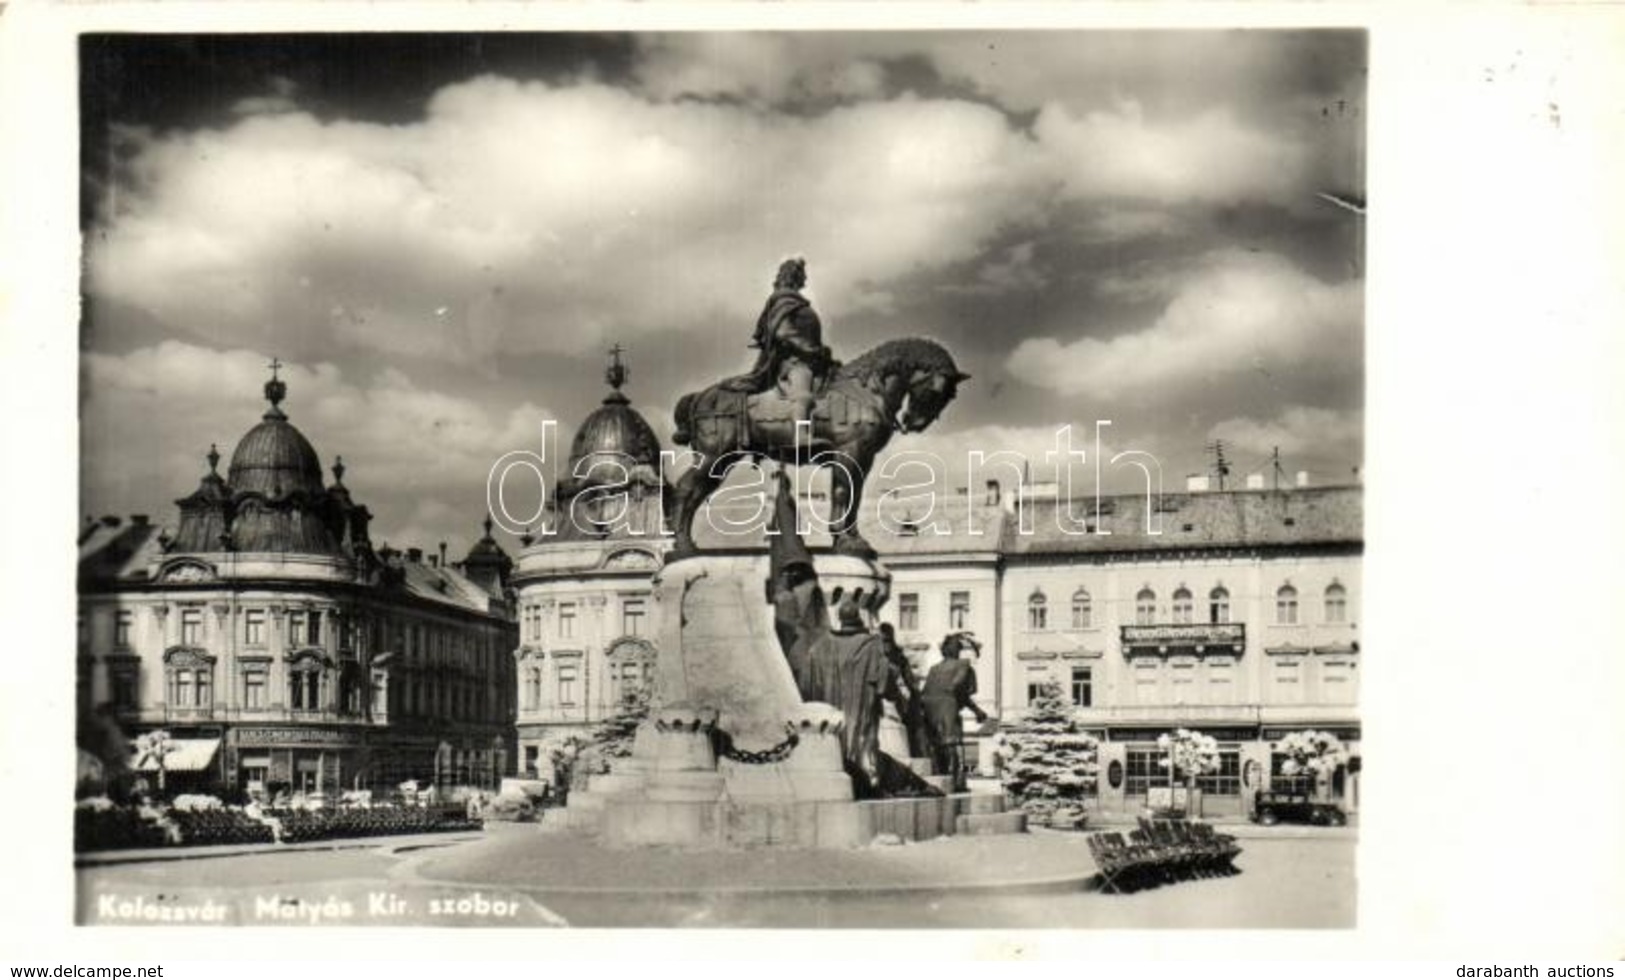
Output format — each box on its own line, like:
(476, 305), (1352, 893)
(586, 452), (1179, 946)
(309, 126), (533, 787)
(439, 541), (448, 567)
(1186, 475), (1211, 493)
(1295, 470), (1311, 488)
(406, 547), (423, 563)
(131, 514), (150, 526)
(1245, 473), (1266, 490)
(985, 480), (1000, 506)
(428, 554), (439, 569)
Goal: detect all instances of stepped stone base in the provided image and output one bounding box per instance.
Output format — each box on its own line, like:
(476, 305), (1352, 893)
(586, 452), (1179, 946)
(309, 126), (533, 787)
(571, 790), (1019, 850)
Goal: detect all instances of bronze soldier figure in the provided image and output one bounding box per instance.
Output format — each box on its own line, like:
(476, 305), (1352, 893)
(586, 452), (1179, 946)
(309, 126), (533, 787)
(921, 633), (993, 792)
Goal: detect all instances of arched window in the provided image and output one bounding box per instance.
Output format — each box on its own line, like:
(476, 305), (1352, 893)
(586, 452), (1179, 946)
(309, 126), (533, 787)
(1027, 590), (1049, 630)
(1071, 588), (1092, 629)
(1276, 584), (1299, 625)
(1324, 583), (1348, 623)
(1172, 587), (1194, 624)
(1135, 588), (1157, 626)
(1209, 586), (1231, 624)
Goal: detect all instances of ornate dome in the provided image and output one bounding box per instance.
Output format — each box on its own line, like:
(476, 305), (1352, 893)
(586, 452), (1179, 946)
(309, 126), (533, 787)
(561, 345), (663, 498)
(228, 368), (325, 500)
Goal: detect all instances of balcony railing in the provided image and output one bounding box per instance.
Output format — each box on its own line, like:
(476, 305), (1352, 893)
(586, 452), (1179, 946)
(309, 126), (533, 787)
(1120, 622), (1246, 657)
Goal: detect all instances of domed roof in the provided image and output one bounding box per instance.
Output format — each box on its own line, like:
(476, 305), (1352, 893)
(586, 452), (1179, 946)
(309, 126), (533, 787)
(228, 368), (326, 499)
(563, 345), (663, 493)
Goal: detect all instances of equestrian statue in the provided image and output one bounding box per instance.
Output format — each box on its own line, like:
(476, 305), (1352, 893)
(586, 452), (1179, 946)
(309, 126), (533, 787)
(670, 257), (970, 558)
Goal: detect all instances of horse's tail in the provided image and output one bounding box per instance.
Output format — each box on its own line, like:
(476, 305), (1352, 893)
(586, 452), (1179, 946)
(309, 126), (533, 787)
(672, 392), (696, 446)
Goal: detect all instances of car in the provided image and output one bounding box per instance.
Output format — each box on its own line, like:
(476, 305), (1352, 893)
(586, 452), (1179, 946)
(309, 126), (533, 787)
(1250, 790), (1347, 826)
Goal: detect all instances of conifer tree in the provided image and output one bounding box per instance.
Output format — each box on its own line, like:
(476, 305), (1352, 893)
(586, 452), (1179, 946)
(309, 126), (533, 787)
(993, 680), (1099, 829)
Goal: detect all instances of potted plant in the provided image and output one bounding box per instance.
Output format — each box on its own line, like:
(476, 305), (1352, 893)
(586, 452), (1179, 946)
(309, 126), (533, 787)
(1156, 728), (1219, 818)
(1275, 729), (1350, 806)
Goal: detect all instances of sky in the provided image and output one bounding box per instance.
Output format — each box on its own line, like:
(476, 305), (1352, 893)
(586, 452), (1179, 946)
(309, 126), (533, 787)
(78, 30), (1366, 557)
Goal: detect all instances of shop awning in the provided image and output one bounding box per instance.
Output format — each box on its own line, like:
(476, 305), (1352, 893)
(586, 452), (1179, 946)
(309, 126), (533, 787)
(132, 738), (220, 773)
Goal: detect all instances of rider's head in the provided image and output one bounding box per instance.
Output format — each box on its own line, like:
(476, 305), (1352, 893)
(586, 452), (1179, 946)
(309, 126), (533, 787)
(774, 257), (807, 291)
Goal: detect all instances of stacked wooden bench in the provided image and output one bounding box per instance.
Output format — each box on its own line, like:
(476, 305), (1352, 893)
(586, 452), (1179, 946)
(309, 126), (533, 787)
(1085, 817), (1242, 893)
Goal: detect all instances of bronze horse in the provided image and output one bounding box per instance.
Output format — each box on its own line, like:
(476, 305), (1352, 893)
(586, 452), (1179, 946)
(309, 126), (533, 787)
(670, 337), (969, 558)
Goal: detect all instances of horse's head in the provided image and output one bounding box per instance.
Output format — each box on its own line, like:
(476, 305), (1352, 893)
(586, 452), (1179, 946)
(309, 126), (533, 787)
(898, 365), (971, 434)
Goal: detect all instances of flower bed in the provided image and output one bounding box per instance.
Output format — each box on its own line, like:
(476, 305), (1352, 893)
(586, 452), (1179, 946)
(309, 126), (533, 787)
(169, 808), (275, 846)
(270, 805), (479, 844)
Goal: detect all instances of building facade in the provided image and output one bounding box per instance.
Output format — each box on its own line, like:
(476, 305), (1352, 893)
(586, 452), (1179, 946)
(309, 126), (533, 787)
(510, 350), (668, 779)
(77, 369), (518, 799)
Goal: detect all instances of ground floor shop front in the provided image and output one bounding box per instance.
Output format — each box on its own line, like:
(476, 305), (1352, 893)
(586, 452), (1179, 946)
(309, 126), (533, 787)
(129, 722), (513, 800)
(1088, 724), (1361, 820)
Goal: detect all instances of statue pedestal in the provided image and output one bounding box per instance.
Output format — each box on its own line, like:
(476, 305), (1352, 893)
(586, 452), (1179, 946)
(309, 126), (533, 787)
(567, 552), (1014, 850)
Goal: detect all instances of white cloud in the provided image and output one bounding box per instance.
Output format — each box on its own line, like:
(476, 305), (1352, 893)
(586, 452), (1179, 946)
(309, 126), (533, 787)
(89, 78), (1048, 366)
(1034, 101), (1311, 206)
(81, 340), (555, 548)
(1005, 249), (1362, 399)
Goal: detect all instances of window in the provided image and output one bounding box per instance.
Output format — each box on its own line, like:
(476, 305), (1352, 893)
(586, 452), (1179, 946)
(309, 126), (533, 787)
(614, 661), (644, 701)
(1070, 666), (1093, 707)
(1172, 587), (1193, 624)
(1125, 745), (1164, 796)
(289, 610), (307, 646)
(1170, 659), (1196, 702)
(1276, 585), (1299, 624)
(1324, 583), (1348, 623)
(622, 598), (647, 637)
(180, 608), (202, 646)
(243, 669), (267, 708)
(308, 610), (322, 646)
(114, 610), (133, 649)
(1027, 590), (1048, 630)
(1194, 747), (1242, 797)
(523, 746), (541, 777)
(558, 603), (577, 640)
(1071, 589), (1092, 629)
(948, 592), (970, 631)
(557, 664), (579, 706)
(289, 669), (320, 711)
(245, 610), (266, 646)
(1135, 588), (1157, 626)
(370, 672), (386, 714)
(171, 669), (193, 707)
(1209, 587), (1230, 624)
(897, 593), (920, 632)
(111, 669), (138, 710)
(1208, 658), (1235, 697)
(523, 666), (542, 710)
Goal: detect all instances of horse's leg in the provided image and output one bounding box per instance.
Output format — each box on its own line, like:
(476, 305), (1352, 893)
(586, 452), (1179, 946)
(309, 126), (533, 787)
(829, 451), (877, 558)
(671, 456), (720, 557)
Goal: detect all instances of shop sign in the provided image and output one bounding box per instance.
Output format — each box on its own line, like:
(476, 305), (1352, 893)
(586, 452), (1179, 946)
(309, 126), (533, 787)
(234, 727), (364, 746)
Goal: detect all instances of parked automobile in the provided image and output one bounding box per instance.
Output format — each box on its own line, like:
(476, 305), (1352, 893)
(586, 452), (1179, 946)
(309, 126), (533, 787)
(1250, 790), (1347, 826)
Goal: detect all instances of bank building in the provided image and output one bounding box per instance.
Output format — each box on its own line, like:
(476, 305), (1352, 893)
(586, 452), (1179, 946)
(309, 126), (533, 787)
(77, 367), (519, 799)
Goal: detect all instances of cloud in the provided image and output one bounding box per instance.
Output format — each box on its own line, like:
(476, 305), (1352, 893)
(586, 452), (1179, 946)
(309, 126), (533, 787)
(1005, 249), (1362, 400)
(81, 340), (554, 550)
(88, 77), (1049, 367)
(1034, 101), (1311, 206)
(1208, 405), (1363, 459)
